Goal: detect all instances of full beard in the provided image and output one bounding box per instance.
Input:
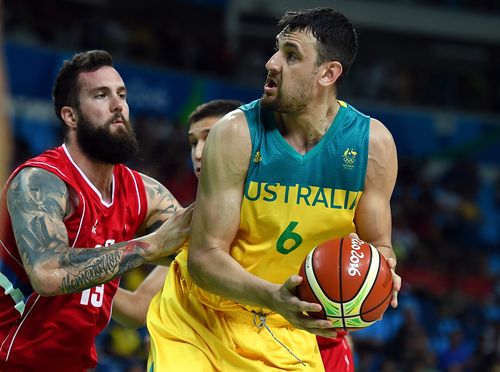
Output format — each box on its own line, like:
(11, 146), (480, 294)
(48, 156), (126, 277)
(77, 111), (139, 165)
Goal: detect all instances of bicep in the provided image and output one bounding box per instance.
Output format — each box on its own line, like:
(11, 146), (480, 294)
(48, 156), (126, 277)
(355, 120), (398, 257)
(190, 114), (250, 256)
(140, 174), (183, 235)
(7, 167), (70, 274)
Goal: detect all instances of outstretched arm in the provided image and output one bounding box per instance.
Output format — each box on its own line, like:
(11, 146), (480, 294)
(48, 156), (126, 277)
(7, 167), (191, 296)
(112, 265), (168, 327)
(187, 111), (335, 337)
(354, 118), (401, 307)
(112, 174), (188, 326)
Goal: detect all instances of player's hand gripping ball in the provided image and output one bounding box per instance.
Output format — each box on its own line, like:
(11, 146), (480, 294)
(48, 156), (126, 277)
(298, 236), (393, 330)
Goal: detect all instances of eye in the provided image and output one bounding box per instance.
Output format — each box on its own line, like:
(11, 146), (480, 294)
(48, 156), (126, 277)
(287, 52), (298, 62)
(95, 93), (106, 99)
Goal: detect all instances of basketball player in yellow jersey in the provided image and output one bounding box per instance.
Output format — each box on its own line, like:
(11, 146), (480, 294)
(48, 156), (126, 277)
(147, 8), (401, 371)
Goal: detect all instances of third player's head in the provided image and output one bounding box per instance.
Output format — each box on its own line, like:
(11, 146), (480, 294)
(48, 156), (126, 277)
(53, 50), (138, 164)
(188, 99), (242, 178)
(262, 8), (357, 113)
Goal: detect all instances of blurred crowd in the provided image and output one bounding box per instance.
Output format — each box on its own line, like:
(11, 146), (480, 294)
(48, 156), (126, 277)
(3, 0), (500, 113)
(2, 1), (500, 371)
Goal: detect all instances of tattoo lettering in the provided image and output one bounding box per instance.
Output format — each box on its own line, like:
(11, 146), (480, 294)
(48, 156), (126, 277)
(60, 250), (122, 293)
(58, 241), (149, 293)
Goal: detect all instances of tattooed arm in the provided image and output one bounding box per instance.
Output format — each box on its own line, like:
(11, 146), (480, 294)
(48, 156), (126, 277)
(6, 167), (191, 296)
(111, 174), (190, 326)
(138, 173), (183, 235)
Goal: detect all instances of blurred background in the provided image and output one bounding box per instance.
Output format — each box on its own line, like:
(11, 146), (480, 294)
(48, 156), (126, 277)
(1, 0), (499, 371)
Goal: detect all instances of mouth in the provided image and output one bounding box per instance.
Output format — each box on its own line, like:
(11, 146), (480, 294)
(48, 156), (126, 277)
(109, 113), (126, 127)
(264, 76), (278, 92)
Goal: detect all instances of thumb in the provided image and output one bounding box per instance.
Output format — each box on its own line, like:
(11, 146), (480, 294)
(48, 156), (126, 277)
(283, 275), (303, 292)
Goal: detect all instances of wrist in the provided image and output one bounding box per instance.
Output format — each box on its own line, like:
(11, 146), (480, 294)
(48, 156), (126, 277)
(128, 234), (160, 263)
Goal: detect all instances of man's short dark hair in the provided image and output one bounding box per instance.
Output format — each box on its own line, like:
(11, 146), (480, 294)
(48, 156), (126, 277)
(278, 8), (358, 85)
(188, 99), (242, 125)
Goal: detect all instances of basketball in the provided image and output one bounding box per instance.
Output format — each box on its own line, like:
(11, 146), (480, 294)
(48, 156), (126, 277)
(297, 236), (393, 330)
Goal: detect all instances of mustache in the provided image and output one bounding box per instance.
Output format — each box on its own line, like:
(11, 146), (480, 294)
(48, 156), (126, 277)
(105, 112), (128, 127)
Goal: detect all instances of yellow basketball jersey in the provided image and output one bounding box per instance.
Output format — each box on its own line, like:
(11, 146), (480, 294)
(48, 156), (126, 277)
(231, 100), (369, 291)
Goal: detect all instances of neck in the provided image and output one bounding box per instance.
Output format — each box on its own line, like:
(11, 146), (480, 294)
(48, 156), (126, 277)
(64, 141), (115, 202)
(276, 99), (340, 154)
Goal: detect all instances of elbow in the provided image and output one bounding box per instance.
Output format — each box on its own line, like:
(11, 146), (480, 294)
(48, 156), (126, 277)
(30, 264), (61, 296)
(187, 250), (206, 289)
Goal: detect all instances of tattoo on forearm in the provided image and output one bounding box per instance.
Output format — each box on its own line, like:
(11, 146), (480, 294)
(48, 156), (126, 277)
(60, 250), (122, 293)
(59, 241), (149, 294)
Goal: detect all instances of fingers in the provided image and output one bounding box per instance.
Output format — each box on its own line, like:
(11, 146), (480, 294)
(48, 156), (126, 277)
(292, 314), (337, 337)
(282, 275), (322, 313)
(348, 232), (360, 240)
(386, 257), (396, 270)
(386, 257), (401, 308)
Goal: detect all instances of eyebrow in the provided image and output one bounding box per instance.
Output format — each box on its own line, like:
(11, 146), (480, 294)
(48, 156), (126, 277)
(276, 35), (300, 51)
(88, 85), (127, 93)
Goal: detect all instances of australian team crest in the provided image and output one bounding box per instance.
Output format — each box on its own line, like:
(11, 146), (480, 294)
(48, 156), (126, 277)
(342, 148), (357, 169)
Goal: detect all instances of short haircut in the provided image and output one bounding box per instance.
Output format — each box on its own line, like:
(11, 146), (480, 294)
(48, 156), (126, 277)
(278, 8), (358, 85)
(52, 50), (114, 134)
(188, 99), (243, 125)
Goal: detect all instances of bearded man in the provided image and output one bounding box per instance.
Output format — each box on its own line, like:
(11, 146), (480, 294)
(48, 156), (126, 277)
(0, 50), (192, 372)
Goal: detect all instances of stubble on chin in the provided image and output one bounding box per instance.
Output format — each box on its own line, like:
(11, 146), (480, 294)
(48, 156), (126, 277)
(261, 94), (278, 110)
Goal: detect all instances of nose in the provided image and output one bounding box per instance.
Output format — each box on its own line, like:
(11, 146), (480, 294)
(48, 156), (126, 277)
(194, 141), (204, 160)
(265, 51), (280, 73)
(111, 93), (124, 113)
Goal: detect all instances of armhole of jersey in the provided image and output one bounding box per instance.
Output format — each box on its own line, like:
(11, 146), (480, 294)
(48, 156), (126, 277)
(241, 104), (261, 190)
(131, 169), (148, 226)
(360, 116), (371, 191)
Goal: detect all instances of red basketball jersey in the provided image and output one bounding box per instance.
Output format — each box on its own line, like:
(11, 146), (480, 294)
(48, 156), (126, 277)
(317, 333), (355, 372)
(0, 145), (148, 371)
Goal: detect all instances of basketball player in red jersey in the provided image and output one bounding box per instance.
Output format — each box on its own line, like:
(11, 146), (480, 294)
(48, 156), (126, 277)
(0, 50), (192, 372)
(113, 99), (355, 372)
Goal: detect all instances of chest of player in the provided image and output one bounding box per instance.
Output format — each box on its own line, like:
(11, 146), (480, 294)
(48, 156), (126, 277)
(63, 182), (140, 248)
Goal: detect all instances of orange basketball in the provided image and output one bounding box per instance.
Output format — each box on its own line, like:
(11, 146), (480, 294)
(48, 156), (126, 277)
(297, 236), (393, 330)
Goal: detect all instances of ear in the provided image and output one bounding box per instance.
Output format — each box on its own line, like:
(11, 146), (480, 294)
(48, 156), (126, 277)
(60, 106), (78, 130)
(319, 61), (343, 87)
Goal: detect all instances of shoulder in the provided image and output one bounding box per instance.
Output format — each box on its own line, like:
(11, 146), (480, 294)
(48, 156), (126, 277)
(139, 172), (170, 197)
(211, 109), (249, 138)
(9, 166), (67, 194)
(136, 172), (181, 233)
(7, 167), (70, 216)
(206, 109), (251, 156)
(365, 118), (398, 191)
(368, 118), (396, 154)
